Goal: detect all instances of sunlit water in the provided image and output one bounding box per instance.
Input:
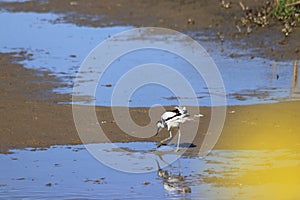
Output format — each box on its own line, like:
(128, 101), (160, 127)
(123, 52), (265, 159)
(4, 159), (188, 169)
(1, 142), (300, 200)
(0, 11), (299, 106)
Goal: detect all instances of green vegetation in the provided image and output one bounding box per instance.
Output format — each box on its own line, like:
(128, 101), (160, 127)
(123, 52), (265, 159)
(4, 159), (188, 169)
(238, 0), (300, 36)
(271, 0), (300, 21)
(270, 0), (300, 36)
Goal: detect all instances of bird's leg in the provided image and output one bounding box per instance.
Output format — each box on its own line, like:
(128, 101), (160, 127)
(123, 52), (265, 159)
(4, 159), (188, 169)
(157, 131), (173, 148)
(178, 159), (182, 176)
(175, 128), (181, 152)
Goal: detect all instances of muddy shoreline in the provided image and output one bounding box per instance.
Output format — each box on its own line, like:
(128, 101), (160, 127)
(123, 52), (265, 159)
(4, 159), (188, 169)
(0, 0), (299, 61)
(1, 52), (300, 153)
(1, 1), (300, 153)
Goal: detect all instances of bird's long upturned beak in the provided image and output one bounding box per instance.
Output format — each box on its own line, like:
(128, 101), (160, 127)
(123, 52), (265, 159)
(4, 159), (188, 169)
(155, 127), (161, 136)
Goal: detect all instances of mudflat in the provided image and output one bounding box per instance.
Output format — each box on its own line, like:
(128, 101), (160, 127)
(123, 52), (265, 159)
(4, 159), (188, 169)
(1, 52), (300, 153)
(0, 0), (299, 60)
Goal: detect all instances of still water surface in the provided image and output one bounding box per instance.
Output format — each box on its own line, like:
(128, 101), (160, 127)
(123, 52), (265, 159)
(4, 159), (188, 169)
(1, 143), (299, 200)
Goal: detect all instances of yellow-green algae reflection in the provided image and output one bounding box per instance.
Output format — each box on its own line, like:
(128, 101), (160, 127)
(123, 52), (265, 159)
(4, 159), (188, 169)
(196, 149), (300, 199)
(194, 99), (300, 199)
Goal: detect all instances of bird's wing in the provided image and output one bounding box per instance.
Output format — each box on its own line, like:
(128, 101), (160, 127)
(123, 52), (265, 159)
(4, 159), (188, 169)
(162, 111), (180, 122)
(162, 111), (190, 124)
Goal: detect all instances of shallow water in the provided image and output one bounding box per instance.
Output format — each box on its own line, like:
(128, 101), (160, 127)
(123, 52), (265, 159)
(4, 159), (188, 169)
(0, 11), (299, 106)
(1, 142), (300, 200)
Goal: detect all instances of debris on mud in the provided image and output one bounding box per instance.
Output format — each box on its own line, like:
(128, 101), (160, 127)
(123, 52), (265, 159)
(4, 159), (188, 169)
(235, 0), (300, 36)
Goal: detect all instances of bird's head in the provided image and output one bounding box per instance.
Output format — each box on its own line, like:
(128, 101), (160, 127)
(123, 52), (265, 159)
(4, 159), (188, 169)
(155, 120), (165, 136)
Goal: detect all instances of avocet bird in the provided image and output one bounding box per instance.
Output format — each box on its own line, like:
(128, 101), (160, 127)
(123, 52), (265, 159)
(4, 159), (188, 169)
(155, 106), (200, 152)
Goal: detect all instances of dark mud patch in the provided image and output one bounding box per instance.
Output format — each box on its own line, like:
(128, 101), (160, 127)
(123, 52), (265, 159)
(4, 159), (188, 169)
(0, 51), (71, 103)
(228, 89), (270, 101)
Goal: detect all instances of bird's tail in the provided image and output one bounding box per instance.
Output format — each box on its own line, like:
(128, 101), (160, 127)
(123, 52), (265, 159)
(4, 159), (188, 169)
(186, 114), (204, 121)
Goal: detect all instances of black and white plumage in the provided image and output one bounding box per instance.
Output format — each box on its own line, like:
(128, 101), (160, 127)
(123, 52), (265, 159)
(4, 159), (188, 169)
(155, 106), (190, 152)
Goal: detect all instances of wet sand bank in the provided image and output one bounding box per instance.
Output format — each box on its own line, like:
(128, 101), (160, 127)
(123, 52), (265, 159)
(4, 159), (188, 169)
(1, 52), (300, 153)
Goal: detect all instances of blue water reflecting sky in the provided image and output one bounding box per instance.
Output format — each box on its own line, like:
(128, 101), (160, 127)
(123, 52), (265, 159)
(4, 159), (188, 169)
(0, 11), (297, 107)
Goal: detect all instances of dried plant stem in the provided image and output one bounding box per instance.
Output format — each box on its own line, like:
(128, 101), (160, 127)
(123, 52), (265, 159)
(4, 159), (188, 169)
(286, 1), (300, 7)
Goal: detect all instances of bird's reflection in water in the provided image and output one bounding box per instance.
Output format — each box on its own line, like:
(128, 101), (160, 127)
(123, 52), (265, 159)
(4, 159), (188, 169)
(156, 156), (191, 194)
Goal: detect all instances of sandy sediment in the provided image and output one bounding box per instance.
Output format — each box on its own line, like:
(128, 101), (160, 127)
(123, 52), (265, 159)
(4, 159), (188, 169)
(1, 52), (300, 153)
